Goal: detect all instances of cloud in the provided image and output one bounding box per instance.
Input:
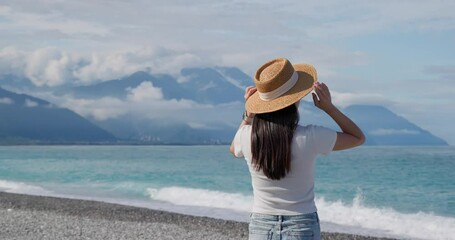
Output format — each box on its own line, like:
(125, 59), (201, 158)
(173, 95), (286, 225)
(0, 47), (74, 86)
(73, 47), (206, 85)
(123, 83), (216, 121)
(25, 47), (73, 87)
(127, 82), (163, 102)
(0, 97), (14, 104)
(0, 5), (11, 15)
(282, 1), (455, 38)
(0, 46), (207, 86)
(24, 99), (38, 107)
(0, 4), (109, 37)
(60, 97), (128, 121)
(369, 128), (420, 136)
(0, 46), (25, 76)
(4, 0), (453, 75)
(331, 91), (394, 108)
(55, 82), (243, 127)
(73, 52), (138, 85)
(423, 65), (455, 83)
(3, 1), (452, 84)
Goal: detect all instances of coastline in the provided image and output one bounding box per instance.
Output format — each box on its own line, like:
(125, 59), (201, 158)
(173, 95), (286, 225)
(0, 192), (396, 240)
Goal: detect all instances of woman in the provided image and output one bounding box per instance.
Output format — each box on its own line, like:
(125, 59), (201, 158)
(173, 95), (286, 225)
(230, 58), (365, 240)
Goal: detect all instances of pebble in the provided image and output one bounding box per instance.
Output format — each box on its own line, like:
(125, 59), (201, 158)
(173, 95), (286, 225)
(0, 192), (397, 240)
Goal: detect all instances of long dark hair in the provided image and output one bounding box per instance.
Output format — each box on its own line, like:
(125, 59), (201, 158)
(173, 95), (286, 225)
(251, 103), (299, 180)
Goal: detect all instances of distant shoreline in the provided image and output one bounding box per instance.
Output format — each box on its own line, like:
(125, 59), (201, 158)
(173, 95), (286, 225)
(0, 141), (231, 146)
(0, 192), (396, 240)
(0, 143), (452, 146)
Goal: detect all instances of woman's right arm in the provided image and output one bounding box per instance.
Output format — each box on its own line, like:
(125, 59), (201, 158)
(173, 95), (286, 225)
(312, 82), (365, 151)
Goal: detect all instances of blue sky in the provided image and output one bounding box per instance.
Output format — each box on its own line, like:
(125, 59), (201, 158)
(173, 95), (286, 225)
(0, 0), (454, 144)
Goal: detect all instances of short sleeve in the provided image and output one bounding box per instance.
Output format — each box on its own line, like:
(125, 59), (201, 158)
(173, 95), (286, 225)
(233, 125), (248, 158)
(309, 125), (337, 155)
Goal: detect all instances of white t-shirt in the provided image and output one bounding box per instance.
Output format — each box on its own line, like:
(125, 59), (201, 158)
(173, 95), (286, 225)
(233, 124), (337, 215)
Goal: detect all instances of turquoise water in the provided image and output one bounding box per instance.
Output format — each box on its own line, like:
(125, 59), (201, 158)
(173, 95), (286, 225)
(317, 146), (455, 217)
(0, 146), (454, 239)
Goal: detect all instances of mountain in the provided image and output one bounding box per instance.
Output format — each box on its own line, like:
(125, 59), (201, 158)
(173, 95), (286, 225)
(179, 67), (244, 104)
(65, 71), (190, 100)
(0, 87), (116, 144)
(0, 74), (36, 91)
(343, 105), (448, 145)
(298, 102), (448, 145)
(93, 116), (234, 145)
(214, 66), (252, 89)
(65, 67), (246, 104)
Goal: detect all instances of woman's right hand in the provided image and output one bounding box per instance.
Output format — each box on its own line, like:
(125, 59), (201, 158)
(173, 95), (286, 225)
(312, 82), (366, 150)
(312, 82), (335, 113)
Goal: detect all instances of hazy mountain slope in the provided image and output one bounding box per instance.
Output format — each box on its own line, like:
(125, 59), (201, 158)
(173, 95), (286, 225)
(298, 102), (447, 145)
(0, 87), (116, 144)
(93, 116), (234, 145)
(344, 105), (447, 145)
(180, 68), (244, 104)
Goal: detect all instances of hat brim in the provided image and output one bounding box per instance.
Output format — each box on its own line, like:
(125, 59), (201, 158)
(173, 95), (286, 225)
(245, 63), (317, 114)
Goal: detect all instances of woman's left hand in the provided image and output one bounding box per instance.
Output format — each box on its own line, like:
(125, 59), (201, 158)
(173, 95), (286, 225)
(244, 86), (257, 101)
(244, 86), (257, 118)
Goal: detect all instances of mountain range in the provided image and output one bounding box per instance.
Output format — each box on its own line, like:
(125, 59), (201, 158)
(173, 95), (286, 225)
(61, 67), (250, 104)
(0, 67), (448, 145)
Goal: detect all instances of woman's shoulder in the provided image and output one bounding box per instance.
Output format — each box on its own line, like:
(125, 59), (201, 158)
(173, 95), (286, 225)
(295, 124), (312, 138)
(296, 124), (316, 132)
(236, 124), (252, 136)
(296, 124), (335, 135)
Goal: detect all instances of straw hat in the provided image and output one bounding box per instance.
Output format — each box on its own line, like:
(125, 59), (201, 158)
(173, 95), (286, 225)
(246, 58), (317, 114)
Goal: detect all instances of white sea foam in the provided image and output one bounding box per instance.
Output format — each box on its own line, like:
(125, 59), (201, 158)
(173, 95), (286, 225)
(0, 179), (53, 195)
(146, 186), (252, 212)
(146, 186), (455, 240)
(317, 194), (455, 240)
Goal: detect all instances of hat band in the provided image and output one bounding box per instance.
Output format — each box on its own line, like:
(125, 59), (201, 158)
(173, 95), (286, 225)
(258, 71), (298, 101)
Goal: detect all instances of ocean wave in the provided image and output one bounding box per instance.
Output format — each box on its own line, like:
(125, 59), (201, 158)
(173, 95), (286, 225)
(146, 186), (252, 212)
(146, 186), (455, 240)
(2, 180), (454, 240)
(317, 193), (455, 240)
(0, 179), (54, 195)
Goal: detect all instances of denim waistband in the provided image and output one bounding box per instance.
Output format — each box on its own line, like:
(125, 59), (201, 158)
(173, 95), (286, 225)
(250, 212), (319, 222)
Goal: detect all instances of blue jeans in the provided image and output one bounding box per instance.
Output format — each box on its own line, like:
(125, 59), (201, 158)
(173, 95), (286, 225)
(249, 212), (321, 240)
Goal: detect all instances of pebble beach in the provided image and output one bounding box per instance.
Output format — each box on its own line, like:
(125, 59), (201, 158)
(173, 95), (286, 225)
(0, 192), (397, 240)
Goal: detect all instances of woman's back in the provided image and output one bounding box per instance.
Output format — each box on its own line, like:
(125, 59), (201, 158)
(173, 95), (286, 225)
(229, 57), (364, 240)
(233, 124), (336, 215)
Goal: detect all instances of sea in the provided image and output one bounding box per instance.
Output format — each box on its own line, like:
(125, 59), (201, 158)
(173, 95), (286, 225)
(0, 145), (454, 240)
